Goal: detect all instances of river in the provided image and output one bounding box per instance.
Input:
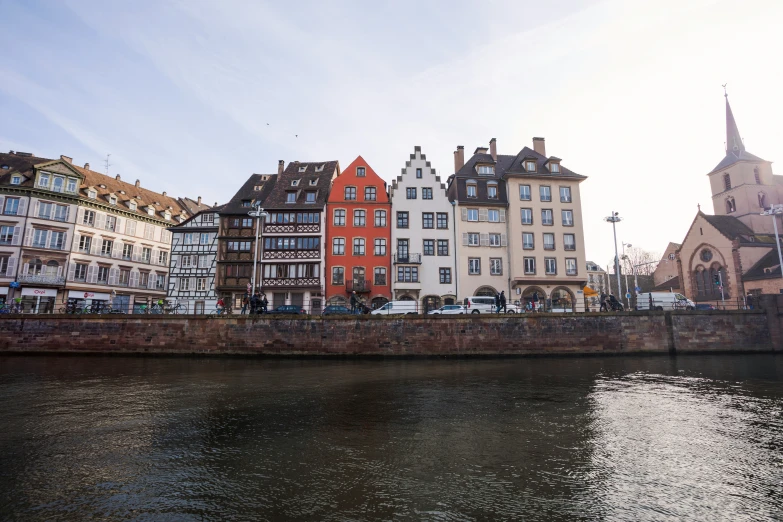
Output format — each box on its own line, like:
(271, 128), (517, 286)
(0, 355), (781, 521)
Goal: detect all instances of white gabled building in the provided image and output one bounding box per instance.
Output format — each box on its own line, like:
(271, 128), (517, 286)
(389, 146), (456, 312)
(167, 206), (222, 314)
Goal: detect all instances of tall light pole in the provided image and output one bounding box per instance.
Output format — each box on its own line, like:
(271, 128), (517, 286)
(604, 212), (623, 303)
(621, 241), (632, 308)
(248, 203), (269, 295)
(761, 204), (783, 287)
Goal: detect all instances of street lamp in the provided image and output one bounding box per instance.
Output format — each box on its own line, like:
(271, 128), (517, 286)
(604, 212), (623, 303)
(248, 202), (269, 295)
(621, 241), (632, 308)
(761, 204), (783, 282)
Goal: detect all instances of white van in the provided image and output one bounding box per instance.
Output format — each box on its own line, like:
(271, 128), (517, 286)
(462, 296), (498, 314)
(636, 292), (695, 311)
(370, 300), (419, 315)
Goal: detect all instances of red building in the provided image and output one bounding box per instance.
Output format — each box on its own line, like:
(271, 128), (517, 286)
(325, 156), (391, 309)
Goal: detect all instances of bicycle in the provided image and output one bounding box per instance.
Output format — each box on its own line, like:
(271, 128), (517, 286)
(209, 306), (232, 317)
(164, 303), (186, 315)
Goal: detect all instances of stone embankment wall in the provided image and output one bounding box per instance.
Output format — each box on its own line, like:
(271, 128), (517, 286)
(0, 308), (775, 356)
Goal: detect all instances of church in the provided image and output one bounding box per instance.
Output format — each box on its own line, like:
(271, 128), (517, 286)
(666, 93), (783, 304)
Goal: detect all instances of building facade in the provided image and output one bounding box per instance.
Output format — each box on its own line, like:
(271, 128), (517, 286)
(325, 156), (391, 309)
(389, 146), (456, 312)
(167, 207), (222, 313)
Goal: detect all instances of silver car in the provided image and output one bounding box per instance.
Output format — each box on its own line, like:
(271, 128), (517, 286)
(428, 305), (466, 315)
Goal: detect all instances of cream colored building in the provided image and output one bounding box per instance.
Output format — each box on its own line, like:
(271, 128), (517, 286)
(652, 242), (681, 288)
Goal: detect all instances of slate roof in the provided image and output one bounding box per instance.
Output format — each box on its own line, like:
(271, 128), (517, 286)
(448, 154), (513, 205)
(503, 146), (586, 178)
(711, 149), (766, 173)
(178, 197), (212, 215)
(221, 174), (277, 215)
(263, 161), (338, 210)
(701, 213), (754, 240)
(168, 204), (226, 231)
(743, 249), (782, 280)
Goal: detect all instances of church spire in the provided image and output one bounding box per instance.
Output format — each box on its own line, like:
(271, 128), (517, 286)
(724, 86), (745, 154)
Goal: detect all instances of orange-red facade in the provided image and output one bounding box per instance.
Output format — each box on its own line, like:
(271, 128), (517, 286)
(325, 156), (392, 308)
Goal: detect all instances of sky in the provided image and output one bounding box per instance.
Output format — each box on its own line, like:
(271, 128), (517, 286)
(1, 0), (782, 266)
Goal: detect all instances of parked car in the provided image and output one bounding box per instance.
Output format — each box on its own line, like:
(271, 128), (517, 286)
(636, 292), (695, 311)
(322, 305), (355, 316)
(428, 305), (465, 315)
(694, 303), (715, 310)
(370, 300), (419, 315)
(462, 296), (497, 314)
(504, 303), (522, 313)
(267, 305), (307, 315)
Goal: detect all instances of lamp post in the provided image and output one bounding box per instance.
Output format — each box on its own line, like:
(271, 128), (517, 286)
(604, 212), (623, 303)
(761, 204), (783, 285)
(621, 241), (632, 308)
(248, 203), (269, 296)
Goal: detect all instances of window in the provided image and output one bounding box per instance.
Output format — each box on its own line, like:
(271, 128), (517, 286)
(158, 251), (168, 266)
(543, 233), (555, 250)
(227, 241), (251, 251)
(726, 198), (736, 213)
(200, 233), (209, 244)
(564, 234), (576, 251)
(66, 178), (77, 193)
(105, 215), (116, 231)
(397, 211), (409, 228)
(79, 235), (92, 253)
(545, 258), (557, 275)
(521, 208), (533, 225)
(3, 198), (19, 215)
(540, 186), (551, 202)
(365, 187), (376, 201)
(541, 209), (554, 226)
(88, 189), (97, 199)
(156, 274), (166, 290)
(129, 201), (137, 211)
(147, 207), (154, 216)
(566, 258), (577, 275)
(38, 173), (50, 188)
(353, 210), (366, 226)
(0, 226), (12, 244)
(436, 213), (448, 229)
(487, 209), (500, 222)
(374, 238), (386, 256)
(562, 210), (574, 226)
(184, 233), (196, 245)
(11, 176), (21, 185)
(477, 165), (494, 176)
(52, 205), (67, 222)
(353, 238), (366, 255)
(32, 229), (48, 248)
(74, 263), (88, 281)
(550, 163), (560, 173)
(422, 212), (434, 229)
(437, 240), (449, 256)
(334, 209), (346, 226)
(487, 183), (498, 199)
(724, 173), (731, 191)
(524, 257), (536, 274)
(38, 202), (53, 219)
(467, 233), (479, 246)
(109, 195), (117, 205)
(305, 192), (316, 203)
(668, 253), (676, 261)
(374, 267), (387, 286)
(181, 255), (195, 268)
(332, 267), (345, 285)
(755, 167), (761, 184)
(345, 187), (357, 200)
(139, 272), (149, 288)
(423, 239), (435, 256)
(83, 210), (95, 226)
(333, 238), (345, 255)
(467, 209), (478, 222)
(406, 187), (417, 199)
(357, 167), (366, 177)
(98, 240), (112, 257)
(417, 187), (432, 201)
(286, 192), (296, 203)
(522, 232), (534, 250)
(375, 209), (386, 227)
(439, 268), (451, 284)
(197, 278), (207, 291)
(489, 233), (501, 247)
(525, 160), (536, 172)
(122, 243), (133, 259)
(141, 247), (151, 262)
(759, 192), (767, 209)
(291, 179), (301, 186)
(466, 183), (477, 198)
(50, 231), (65, 250)
(490, 258), (502, 275)
(180, 278), (191, 291)
(468, 258), (481, 275)
(416, 168), (422, 179)
(560, 186), (572, 203)
(397, 266), (419, 282)
(97, 266), (109, 284)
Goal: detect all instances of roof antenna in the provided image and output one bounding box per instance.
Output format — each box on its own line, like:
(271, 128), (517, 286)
(104, 154), (112, 175)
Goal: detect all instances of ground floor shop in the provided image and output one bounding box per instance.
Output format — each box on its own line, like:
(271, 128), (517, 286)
(220, 288), (324, 314)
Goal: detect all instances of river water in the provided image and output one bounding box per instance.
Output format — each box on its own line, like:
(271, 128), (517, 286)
(0, 355), (782, 521)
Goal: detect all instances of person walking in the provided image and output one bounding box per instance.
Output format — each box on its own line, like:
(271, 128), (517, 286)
(261, 294), (268, 314)
(532, 291), (539, 312)
(494, 293), (501, 314)
(463, 296), (469, 313)
(250, 292), (259, 315)
(350, 291), (358, 314)
(241, 293), (249, 315)
(600, 293), (608, 312)
(500, 291), (507, 313)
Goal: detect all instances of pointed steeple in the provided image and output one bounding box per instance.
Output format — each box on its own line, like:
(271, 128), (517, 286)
(725, 88), (745, 154)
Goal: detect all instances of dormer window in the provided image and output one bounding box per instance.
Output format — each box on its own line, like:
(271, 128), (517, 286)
(291, 179), (300, 187)
(164, 211), (171, 220)
(357, 167), (366, 177)
(109, 195), (117, 205)
(305, 191), (316, 203)
(88, 189), (97, 199)
(487, 182), (498, 199)
(298, 166), (307, 173)
(242, 200), (251, 207)
(147, 206), (155, 216)
(129, 201), (137, 211)
(286, 191), (297, 203)
(38, 173), (50, 188)
(466, 181), (478, 198)
(1, 165), (8, 170)
(525, 161), (536, 172)
(66, 178), (78, 193)
(477, 165), (494, 176)
(11, 176), (21, 185)
(315, 164), (325, 172)
(52, 177), (64, 193)
(309, 179), (318, 186)
(254, 185), (263, 191)
(550, 163), (560, 173)
(99, 184), (106, 189)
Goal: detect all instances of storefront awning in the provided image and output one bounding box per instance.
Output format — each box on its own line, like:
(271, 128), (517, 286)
(583, 287), (599, 297)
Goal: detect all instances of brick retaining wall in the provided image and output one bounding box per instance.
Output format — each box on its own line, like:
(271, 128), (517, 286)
(0, 309), (774, 356)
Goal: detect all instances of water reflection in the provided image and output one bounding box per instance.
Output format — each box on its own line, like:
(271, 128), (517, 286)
(0, 355), (781, 521)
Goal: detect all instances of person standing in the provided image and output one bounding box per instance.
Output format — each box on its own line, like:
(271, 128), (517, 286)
(746, 293), (754, 310)
(350, 291), (358, 314)
(261, 294), (268, 314)
(250, 292), (259, 315)
(241, 293), (249, 315)
(500, 291), (507, 313)
(463, 296), (469, 313)
(532, 291), (539, 312)
(600, 293), (608, 312)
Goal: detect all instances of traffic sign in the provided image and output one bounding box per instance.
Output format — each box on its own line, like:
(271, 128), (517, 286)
(635, 286), (641, 293)
(625, 293), (631, 299)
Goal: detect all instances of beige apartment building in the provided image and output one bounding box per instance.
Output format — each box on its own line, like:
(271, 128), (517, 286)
(0, 151), (207, 312)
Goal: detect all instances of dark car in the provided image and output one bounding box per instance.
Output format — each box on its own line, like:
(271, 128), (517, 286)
(694, 303), (715, 310)
(267, 305), (307, 315)
(322, 305), (355, 316)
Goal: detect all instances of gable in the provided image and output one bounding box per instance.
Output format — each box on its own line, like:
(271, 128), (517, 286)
(35, 160), (83, 178)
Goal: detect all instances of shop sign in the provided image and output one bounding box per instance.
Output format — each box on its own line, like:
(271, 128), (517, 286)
(20, 288), (58, 297)
(67, 290), (110, 300)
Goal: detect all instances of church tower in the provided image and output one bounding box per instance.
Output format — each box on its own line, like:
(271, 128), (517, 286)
(708, 92), (776, 233)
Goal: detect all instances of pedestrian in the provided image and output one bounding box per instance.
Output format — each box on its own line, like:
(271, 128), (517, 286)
(600, 293), (608, 312)
(500, 290), (507, 313)
(746, 293), (754, 310)
(350, 291), (358, 314)
(261, 294), (268, 314)
(250, 292), (259, 315)
(241, 293), (249, 315)
(532, 291), (539, 312)
(463, 296), (469, 313)
(216, 297), (226, 315)
(494, 293), (501, 314)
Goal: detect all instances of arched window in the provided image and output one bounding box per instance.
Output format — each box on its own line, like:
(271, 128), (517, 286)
(723, 173), (731, 191)
(695, 267), (705, 297)
(759, 192), (767, 209)
(754, 167), (760, 184)
(475, 286), (497, 297)
(725, 198), (736, 213)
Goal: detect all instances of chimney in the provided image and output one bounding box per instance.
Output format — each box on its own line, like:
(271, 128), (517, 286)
(135, 179), (141, 188)
(533, 137), (546, 156)
(84, 163), (90, 170)
(474, 147), (488, 155)
(278, 160), (284, 174)
(197, 196), (202, 205)
(162, 191), (167, 197)
(489, 138), (497, 161)
(454, 146), (465, 173)
(60, 155), (72, 164)
(115, 174), (121, 181)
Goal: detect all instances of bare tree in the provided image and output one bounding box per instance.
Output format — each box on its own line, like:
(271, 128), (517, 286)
(622, 247), (659, 276)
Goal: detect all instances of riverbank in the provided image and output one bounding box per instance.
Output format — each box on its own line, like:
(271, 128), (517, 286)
(0, 307), (777, 356)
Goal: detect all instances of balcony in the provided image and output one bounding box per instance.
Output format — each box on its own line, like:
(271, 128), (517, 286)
(393, 252), (422, 264)
(262, 277), (320, 288)
(263, 223), (321, 234)
(346, 279), (370, 293)
(17, 274), (65, 286)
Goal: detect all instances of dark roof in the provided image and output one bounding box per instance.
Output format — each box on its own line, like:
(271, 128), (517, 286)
(221, 174), (277, 214)
(503, 146), (585, 179)
(263, 161), (338, 209)
(710, 96), (766, 173)
(448, 154), (514, 204)
(711, 149), (765, 173)
(701, 213), (754, 240)
(178, 197), (212, 215)
(651, 276), (680, 292)
(743, 249), (781, 280)
(168, 204), (225, 231)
